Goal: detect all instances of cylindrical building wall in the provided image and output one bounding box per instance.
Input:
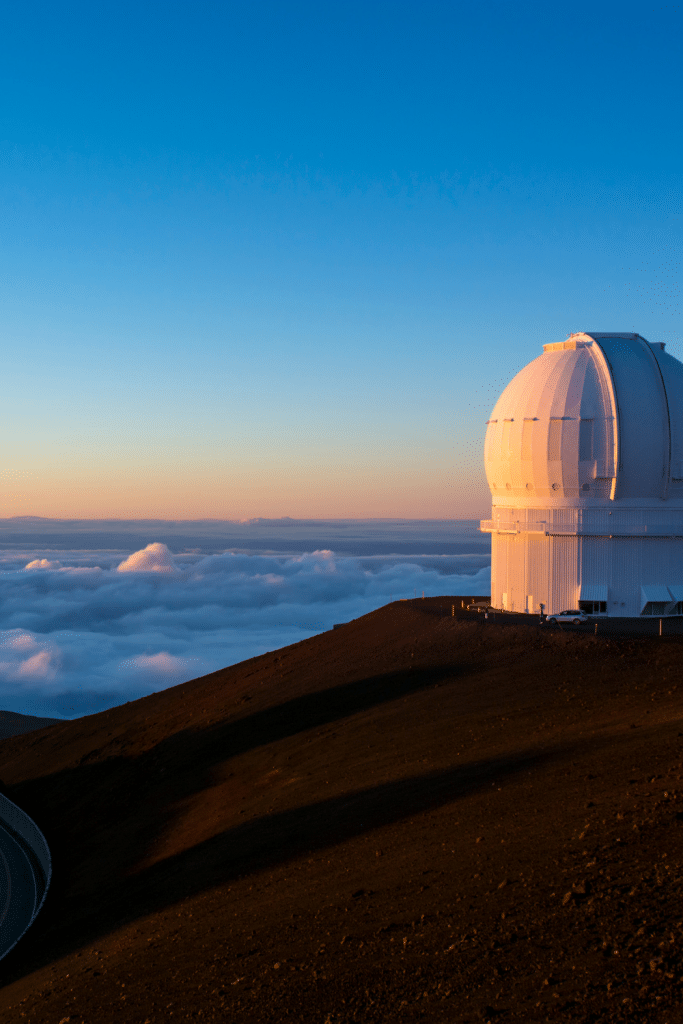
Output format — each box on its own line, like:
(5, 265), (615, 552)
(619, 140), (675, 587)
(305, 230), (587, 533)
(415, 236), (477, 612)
(488, 518), (683, 616)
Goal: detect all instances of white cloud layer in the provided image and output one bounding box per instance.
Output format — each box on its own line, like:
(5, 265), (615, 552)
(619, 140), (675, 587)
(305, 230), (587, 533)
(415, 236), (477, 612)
(0, 530), (490, 719)
(116, 542), (178, 573)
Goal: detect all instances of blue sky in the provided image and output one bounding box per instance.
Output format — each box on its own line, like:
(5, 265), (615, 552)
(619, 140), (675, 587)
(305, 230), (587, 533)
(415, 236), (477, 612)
(1, 0), (680, 518)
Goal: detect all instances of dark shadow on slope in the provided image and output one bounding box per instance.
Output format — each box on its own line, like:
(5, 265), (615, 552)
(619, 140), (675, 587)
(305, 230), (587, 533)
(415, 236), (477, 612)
(21, 660), (464, 836)
(184, 661), (462, 766)
(0, 662), (467, 977)
(2, 745), (556, 983)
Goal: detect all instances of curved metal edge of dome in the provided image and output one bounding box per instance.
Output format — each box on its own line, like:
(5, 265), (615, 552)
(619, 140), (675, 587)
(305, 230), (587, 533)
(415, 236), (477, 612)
(590, 333), (671, 501)
(484, 332), (680, 507)
(637, 336), (671, 499)
(585, 340), (620, 501)
(584, 332), (649, 340)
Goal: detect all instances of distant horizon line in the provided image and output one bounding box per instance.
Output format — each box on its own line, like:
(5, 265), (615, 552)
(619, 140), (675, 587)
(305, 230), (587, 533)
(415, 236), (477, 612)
(0, 515), (483, 524)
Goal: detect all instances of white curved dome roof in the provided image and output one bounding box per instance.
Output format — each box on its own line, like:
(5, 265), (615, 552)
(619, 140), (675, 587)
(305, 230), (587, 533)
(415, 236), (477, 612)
(484, 332), (683, 507)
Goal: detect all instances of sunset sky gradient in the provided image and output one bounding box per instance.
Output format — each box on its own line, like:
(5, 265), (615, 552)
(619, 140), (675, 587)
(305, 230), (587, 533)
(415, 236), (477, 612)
(2, 0), (681, 519)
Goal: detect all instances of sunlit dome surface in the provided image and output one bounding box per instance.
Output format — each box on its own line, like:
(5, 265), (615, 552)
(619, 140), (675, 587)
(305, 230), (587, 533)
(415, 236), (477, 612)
(484, 333), (683, 507)
(481, 333), (683, 617)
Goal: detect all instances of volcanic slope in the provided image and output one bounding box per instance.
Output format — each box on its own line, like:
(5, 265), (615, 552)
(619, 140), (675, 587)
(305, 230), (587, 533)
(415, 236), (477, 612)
(0, 711), (60, 741)
(1, 599), (683, 1023)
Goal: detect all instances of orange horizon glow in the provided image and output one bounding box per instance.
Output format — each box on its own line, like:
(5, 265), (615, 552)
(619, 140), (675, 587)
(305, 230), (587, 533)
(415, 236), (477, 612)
(0, 464), (490, 521)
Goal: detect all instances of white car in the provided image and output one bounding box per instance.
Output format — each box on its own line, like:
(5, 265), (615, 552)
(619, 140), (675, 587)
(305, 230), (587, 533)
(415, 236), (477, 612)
(545, 609), (589, 625)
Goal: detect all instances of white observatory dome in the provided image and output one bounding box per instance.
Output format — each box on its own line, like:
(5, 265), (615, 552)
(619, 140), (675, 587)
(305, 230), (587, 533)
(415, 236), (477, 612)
(481, 333), (683, 618)
(484, 332), (683, 507)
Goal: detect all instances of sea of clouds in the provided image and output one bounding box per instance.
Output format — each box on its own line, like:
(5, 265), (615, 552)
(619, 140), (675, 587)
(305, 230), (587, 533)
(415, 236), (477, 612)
(0, 520), (490, 719)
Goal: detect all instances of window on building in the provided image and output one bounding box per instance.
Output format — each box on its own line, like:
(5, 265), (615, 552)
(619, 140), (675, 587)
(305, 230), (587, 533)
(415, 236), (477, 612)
(579, 600), (607, 615)
(641, 601), (669, 616)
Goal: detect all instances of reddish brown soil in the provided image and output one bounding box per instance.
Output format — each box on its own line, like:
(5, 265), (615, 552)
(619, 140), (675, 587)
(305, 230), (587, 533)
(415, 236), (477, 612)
(1, 598), (683, 1023)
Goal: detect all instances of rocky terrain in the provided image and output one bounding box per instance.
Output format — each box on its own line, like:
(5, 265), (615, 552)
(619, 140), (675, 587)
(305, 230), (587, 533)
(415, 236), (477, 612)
(0, 598), (682, 1023)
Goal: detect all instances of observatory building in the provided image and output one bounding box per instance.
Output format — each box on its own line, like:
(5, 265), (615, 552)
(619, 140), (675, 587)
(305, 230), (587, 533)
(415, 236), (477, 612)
(480, 332), (683, 617)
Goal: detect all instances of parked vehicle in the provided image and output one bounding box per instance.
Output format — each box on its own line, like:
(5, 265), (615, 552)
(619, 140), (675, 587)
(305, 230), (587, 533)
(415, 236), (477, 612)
(466, 602), (495, 612)
(545, 610), (589, 625)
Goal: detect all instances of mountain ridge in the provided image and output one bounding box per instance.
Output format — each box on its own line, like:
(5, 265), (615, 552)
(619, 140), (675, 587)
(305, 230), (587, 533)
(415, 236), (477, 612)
(0, 598), (680, 1023)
